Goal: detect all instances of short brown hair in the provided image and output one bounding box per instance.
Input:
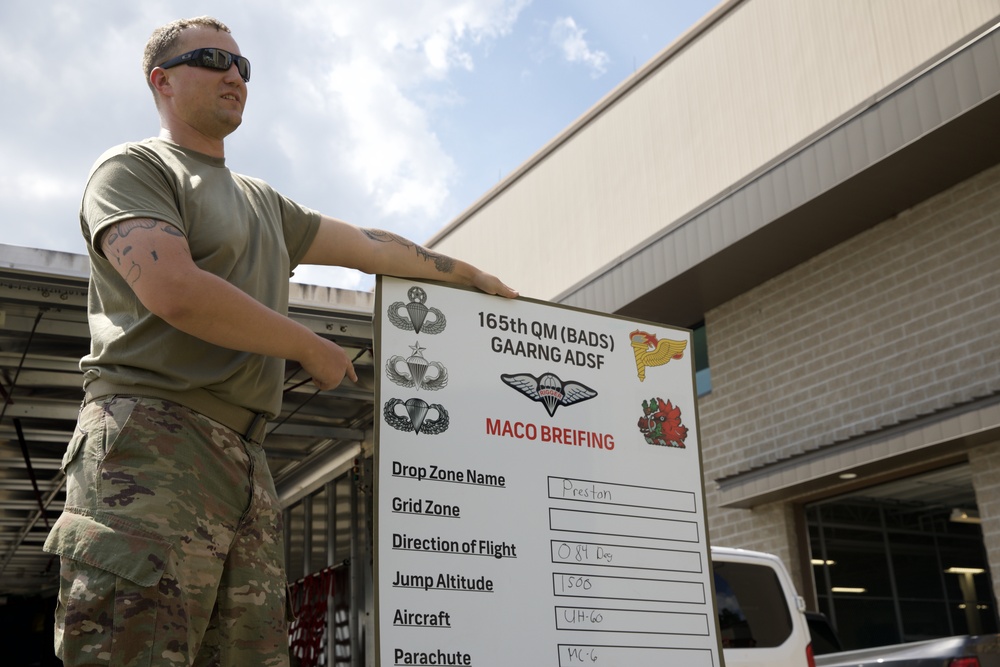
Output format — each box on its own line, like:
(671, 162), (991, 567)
(142, 16), (232, 91)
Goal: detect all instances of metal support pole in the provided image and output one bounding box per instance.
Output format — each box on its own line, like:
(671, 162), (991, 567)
(326, 480), (337, 667)
(283, 508), (292, 580)
(303, 495), (313, 577)
(350, 472), (361, 667)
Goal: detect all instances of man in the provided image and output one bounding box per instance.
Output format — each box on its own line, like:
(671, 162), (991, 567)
(42, 16), (516, 667)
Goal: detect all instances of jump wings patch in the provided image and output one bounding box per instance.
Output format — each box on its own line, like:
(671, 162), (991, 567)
(501, 372), (597, 417)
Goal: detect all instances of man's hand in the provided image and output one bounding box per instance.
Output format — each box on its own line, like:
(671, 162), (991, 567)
(472, 270), (518, 298)
(299, 337), (359, 390)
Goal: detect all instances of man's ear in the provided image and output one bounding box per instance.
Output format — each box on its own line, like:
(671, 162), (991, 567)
(150, 67), (173, 98)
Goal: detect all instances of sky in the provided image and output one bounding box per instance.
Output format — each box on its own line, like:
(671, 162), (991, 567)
(0, 0), (719, 290)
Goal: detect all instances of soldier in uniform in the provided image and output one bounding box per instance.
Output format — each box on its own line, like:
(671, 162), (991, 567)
(43, 15), (515, 666)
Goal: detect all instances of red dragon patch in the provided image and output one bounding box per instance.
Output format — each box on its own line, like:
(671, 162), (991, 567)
(637, 397), (688, 448)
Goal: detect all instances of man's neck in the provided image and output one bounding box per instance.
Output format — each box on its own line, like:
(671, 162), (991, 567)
(158, 126), (226, 159)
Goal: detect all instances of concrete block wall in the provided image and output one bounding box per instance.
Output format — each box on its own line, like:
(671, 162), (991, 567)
(970, 442), (1000, 605)
(697, 161), (1000, 584)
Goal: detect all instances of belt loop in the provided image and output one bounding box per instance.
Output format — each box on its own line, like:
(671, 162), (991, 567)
(245, 413), (267, 444)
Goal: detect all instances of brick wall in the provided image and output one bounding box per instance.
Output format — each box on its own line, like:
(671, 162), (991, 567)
(698, 162), (1000, 587)
(970, 442), (1000, 605)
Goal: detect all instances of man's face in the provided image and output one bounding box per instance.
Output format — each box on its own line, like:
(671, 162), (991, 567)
(158, 26), (248, 140)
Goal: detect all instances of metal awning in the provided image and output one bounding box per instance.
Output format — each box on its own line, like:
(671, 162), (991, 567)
(715, 392), (1000, 509)
(0, 244), (377, 597)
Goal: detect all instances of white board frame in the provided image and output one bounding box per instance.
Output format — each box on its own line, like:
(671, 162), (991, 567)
(374, 276), (723, 667)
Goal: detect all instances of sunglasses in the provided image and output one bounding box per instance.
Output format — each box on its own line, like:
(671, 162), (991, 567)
(158, 48), (251, 82)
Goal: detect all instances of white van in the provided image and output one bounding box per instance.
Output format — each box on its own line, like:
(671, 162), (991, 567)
(711, 546), (816, 667)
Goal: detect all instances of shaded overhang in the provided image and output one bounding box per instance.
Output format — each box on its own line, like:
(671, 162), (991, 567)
(715, 393), (1000, 509)
(0, 244), (377, 596)
(557, 22), (1000, 329)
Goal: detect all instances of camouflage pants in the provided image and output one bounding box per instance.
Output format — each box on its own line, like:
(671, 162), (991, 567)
(43, 397), (290, 666)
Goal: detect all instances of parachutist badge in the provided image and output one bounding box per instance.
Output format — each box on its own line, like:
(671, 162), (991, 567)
(500, 372), (597, 417)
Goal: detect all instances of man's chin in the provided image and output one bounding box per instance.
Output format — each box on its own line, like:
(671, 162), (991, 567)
(214, 114), (242, 138)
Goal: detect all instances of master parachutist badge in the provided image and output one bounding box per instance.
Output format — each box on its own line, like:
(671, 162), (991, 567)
(388, 286), (446, 334)
(383, 398), (450, 435)
(386, 341), (448, 390)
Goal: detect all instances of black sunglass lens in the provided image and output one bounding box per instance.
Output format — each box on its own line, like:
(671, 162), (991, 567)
(204, 48), (232, 70)
(210, 49), (250, 81)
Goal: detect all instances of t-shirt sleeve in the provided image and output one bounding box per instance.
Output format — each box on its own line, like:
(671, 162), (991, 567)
(277, 193), (322, 269)
(80, 151), (185, 256)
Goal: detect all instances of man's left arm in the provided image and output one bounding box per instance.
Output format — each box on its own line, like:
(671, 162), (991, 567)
(301, 216), (518, 298)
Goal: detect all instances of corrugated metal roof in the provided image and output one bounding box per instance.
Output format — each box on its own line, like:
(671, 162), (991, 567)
(0, 244), (376, 597)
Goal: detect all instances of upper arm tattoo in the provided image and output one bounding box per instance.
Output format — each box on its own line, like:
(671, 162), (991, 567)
(362, 228), (455, 274)
(101, 219), (181, 287)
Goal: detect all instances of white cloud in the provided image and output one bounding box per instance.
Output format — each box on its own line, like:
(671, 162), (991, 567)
(0, 0), (660, 289)
(326, 56), (454, 220)
(550, 16), (609, 78)
(0, 171), (78, 203)
(0, 0), (531, 267)
(243, 0), (529, 237)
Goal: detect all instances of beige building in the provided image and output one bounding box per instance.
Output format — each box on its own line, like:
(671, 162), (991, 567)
(428, 0), (1000, 650)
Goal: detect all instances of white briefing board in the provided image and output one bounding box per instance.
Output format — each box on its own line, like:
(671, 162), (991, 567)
(374, 276), (721, 667)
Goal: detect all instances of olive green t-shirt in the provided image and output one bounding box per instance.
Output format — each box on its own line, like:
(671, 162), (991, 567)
(79, 138), (321, 418)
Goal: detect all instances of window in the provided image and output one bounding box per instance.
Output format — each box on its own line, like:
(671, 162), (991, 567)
(714, 561), (793, 648)
(693, 322), (711, 396)
(807, 465), (997, 650)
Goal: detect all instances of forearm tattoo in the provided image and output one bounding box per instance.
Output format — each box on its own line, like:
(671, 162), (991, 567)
(362, 228), (455, 274)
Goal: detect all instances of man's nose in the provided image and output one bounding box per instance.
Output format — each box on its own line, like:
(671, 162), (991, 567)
(223, 63), (244, 82)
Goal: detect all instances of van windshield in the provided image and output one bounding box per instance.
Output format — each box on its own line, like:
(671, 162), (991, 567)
(714, 561), (793, 648)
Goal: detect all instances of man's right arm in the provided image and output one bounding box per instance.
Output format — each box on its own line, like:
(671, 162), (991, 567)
(99, 218), (358, 390)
